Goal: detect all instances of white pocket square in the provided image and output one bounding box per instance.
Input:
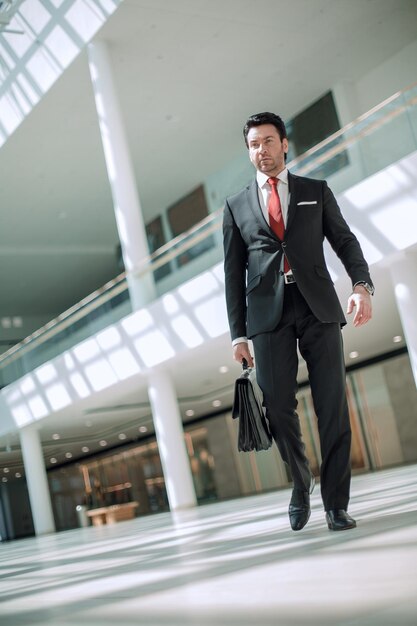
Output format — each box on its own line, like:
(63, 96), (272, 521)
(297, 201), (318, 206)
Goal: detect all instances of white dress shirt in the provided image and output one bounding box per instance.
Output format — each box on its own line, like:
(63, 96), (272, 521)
(256, 167), (289, 227)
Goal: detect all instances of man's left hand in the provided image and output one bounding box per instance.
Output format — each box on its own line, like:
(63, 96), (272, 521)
(346, 285), (373, 327)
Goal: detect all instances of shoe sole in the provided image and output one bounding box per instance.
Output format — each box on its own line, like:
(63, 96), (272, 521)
(326, 519), (357, 531)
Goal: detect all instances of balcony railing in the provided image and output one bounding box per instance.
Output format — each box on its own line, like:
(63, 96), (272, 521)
(1, 81), (417, 387)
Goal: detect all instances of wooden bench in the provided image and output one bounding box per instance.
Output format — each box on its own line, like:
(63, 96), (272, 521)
(86, 502), (139, 526)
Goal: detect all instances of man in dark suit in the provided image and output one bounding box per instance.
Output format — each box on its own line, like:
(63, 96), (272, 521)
(223, 112), (374, 531)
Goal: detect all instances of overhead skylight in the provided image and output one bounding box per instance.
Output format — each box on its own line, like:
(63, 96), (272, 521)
(0, 0), (121, 148)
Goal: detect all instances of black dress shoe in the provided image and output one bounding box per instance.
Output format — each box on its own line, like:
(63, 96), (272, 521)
(289, 490), (310, 531)
(326, 509), (357, 531)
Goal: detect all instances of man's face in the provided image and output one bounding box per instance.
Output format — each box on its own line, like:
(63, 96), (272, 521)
(247, 124), (288, 175)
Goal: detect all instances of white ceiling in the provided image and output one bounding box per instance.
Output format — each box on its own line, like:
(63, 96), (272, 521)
(0, 0), (416, 475)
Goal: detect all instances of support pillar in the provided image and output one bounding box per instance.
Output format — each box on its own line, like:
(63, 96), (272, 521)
(148, 369), (197, 510)
(19, 427), (55, 535)
(389, 249), (417, 387)
(87, 41), (156, 310)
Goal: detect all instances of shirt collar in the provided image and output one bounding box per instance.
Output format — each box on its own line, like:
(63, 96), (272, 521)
(257, 167), (288, 188)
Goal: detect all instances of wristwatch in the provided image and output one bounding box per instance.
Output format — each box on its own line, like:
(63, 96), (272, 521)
(354, 281), (374, 296)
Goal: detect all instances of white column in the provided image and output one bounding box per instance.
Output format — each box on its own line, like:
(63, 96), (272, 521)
(19, 427), (55, 535)
(148, 369), (197, 510)
(389, 249), (417, 387)
(87, 41), (156, 310)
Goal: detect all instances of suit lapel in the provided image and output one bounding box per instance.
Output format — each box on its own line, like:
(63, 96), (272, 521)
(286, 171), (298, 233)
(246, 180), (280, 240)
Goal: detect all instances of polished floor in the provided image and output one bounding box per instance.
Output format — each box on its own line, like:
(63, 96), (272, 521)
(1, 465), (417, 626)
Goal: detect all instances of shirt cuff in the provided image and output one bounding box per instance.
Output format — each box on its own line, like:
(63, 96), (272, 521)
(232, 337), (248, 347)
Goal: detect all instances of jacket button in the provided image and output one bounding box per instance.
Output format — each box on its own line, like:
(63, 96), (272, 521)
(282, 242), (286, 248)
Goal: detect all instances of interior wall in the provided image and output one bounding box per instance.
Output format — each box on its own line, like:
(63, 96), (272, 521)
(333, 40), (417, 124)
(354, 39), (417, 116)
(0, 315), (55, 355)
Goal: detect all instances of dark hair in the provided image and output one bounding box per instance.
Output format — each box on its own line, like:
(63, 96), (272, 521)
(243, 112), (287, 147)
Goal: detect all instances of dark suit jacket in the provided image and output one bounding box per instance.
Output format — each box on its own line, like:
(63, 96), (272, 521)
(223, 171), (373, 340)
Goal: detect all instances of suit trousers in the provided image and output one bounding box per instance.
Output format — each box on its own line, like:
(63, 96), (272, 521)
(251, 283), (352, 511)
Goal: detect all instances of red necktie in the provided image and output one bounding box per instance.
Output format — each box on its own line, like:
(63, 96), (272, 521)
(267, 177), (290, 272)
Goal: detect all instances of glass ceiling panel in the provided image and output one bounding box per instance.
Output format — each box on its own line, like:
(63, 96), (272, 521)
(0, 0), (122, 146)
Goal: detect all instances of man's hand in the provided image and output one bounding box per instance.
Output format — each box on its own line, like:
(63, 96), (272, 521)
(233, 342), (254, 368)
(347, 285), (373, 327)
